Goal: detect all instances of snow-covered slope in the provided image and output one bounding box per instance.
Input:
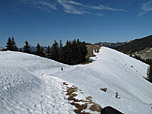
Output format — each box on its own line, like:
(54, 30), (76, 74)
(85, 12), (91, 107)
(0, 51), (74, 114)
(0, 47), (152, 114)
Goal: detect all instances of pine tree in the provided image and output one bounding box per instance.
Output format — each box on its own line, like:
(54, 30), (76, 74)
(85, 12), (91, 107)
(147, 65), (152, 82)
(40, 47), (44, 57)
(51, 40), (59, 61)
(59, 40), (63, 62)
(46, 46), (51, 58)
(6, 36), (18, 51)
(35, 43), (41, 56)
(48, 39), (87, 65)
(24, 41), (31, 53)
(80, 41), (88, 62)
(35, 43), (44, 57)
(11, 37), (18, 51)
(63, 41), (73, 64)
(60, 39), (87, 65)
(6, 37), (12, 50)
(71, 39), (78, 64)
(19, 49), (22, 52)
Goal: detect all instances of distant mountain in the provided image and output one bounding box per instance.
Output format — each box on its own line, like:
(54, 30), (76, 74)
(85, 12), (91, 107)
(95, 41), (130, 48)
(114, 35), (152, 54)
(114, 35), (152, 61)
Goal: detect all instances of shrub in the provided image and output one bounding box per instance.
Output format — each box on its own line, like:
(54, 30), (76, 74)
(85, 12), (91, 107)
(89, 103), (102, 112)
(147, 65), (152, 82)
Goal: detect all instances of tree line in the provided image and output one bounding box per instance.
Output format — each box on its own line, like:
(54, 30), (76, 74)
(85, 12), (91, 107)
(5, 36), (88, 65)
(132, 55), (152, 82)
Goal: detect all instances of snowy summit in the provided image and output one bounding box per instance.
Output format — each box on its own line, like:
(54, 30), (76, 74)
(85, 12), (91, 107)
(0, 47), (152, 114)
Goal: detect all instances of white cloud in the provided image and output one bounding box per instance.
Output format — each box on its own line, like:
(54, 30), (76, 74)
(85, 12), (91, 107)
(57, 0), (126, 15)
(66, 1), (84, 7)
(142, 0), (152, 12)
(19, 0), (57, 12)
(139, 0), (152, 16)
(38, 1), (57, 10)
(88, 4), (125, 11)
(19, 0), (126, 15)
(57, 0), (87, 14)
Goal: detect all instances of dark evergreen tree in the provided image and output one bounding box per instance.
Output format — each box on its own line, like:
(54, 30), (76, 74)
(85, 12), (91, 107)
(40, 47), (45, 57)
(59, 40), (64, 62)
(80, 41), (88, 62)
(145, 59), (152, 65)
(6, 37), (18, 51)
(24, 41), (31, 53)
(46, 46), (51, 58)
(62, 41), (72, 64)
(60, 39), (87, 65)
(35, 43), (44, 57)
(11, 37), (18, 51)
(71, 39), (78, 64)
(77, 39), (83, 63)
(147, 65), (152, 82)
(19, 49), (22, 52)
(35, 43), (41, 56)
(6, 37), (12, 50)
(51, 40), (59, 61)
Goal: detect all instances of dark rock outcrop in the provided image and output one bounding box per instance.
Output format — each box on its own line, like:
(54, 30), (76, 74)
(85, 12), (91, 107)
(101, 106), (123, 114)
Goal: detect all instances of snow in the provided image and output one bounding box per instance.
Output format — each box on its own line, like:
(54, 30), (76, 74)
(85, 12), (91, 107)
(0, 51), (74, 114)
(0, 47), (152, 114)
(146, 48), (152, 53)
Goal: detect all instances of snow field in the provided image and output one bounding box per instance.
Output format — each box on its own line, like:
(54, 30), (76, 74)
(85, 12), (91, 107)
(0, 47), (152, 114)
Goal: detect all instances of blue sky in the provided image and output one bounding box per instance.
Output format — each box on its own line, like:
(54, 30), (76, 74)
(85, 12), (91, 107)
(0, 0), (152, 47)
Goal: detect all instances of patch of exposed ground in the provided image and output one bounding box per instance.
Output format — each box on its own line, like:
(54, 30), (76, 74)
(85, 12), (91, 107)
(131, 48), (152, 60)
(80, 45), (101, 64)
(86, 45), (101, 59)
(63, 82), (102, 114)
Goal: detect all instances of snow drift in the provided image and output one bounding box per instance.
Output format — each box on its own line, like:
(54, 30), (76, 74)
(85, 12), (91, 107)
(0, 47), (152, 114)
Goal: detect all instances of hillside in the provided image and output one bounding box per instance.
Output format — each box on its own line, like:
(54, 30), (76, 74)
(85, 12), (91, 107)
(0, 47), (152, 114)
(95, 41), (130, 48)
(114, 35), (152, 54)
(132, 48), (152, 60)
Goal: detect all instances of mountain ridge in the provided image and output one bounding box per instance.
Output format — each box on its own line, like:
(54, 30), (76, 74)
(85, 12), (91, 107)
(114, 35), (152, 54)
(94, 41), (131, 48)
(0, 47), (151, 114)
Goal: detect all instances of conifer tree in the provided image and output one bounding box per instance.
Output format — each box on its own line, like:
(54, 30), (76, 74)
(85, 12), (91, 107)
(11, 37), (18, 51)
(60, 39), (87, 65)
(24, 41), (31, 53)
(6, 37), (12, 50)
(35, 43), (41, 56)
(59, 40), (63, 49)
(46, 46), (51, 58)
(63, 41), (73, 64)
(59, 40), (63, 62)
(72, 39), (79, 64)
(51, 40), (59, 61)
(147, 65), (152, 82)
(19, 49), (22, 52)
(40, 47), (44, 57)
(6, 37), (18, 51)
(80, 41), (88, 62)
(35, 43), (44, 57)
